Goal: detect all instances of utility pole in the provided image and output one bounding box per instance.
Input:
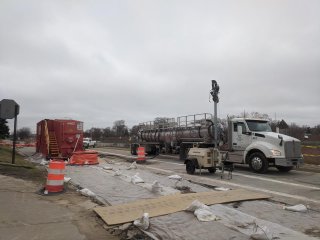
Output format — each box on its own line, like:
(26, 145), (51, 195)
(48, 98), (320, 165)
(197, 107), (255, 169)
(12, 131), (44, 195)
(12, 104), (19, 164)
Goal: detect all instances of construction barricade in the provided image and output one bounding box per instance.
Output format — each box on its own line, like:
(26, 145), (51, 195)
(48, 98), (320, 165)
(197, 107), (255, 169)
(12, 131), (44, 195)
(45, 160), (65, 194)
(68, 150), (99, 165)
(136, 147), (146, 163)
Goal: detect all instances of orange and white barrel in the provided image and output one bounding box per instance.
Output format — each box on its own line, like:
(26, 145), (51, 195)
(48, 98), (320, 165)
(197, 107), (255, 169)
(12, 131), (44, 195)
(45, 160), (65, 193)
(137, 147), (146, 162)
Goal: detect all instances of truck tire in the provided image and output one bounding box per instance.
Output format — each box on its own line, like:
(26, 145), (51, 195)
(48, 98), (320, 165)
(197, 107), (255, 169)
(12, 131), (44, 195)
(186, 160), (196, 174)
(130, 144), (138, 155)
(249, 152), (268, 173)
(150, 145), (157, 155)
(276, 166), (293, 172)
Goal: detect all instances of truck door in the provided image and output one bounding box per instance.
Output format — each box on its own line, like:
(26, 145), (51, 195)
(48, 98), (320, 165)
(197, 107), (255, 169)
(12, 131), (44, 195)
(233, 122), (251, 150)
(229, 121), (251, 163)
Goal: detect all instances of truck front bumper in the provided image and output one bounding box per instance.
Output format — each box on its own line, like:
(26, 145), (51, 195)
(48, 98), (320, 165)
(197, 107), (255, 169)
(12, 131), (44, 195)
(275, 157), (303, 167)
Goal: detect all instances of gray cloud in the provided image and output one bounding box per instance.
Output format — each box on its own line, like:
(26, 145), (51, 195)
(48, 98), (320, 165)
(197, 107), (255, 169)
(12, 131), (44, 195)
(1, 0), (319, 133)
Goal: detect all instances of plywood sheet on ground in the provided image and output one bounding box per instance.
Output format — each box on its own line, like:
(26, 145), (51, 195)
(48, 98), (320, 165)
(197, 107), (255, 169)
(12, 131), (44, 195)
(94, 189), (269, 225)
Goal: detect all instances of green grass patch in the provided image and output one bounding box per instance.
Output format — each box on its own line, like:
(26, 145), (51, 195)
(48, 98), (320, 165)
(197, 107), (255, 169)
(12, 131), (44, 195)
(0, 146), (46, 183)
(0, 146), (29, 165)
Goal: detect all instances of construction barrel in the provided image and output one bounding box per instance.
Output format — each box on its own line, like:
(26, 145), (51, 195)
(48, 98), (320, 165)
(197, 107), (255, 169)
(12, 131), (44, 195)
(45, 160), (65, 193)
(137, 147), (146, 163)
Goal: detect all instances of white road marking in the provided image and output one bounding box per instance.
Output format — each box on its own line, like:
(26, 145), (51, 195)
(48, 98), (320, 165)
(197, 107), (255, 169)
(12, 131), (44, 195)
(149, 159), (320, 191)
(229, 172), (320, 190)
(144, 165), (320, 205)
(148, 159), (183, 166)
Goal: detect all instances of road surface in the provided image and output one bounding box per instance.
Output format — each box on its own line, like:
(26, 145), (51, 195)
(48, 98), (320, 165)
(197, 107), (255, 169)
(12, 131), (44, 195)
(97, 147), (320, 209)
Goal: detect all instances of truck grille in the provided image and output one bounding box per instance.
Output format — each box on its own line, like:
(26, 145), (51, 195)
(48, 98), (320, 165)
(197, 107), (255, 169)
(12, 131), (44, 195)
(284, 141), (301, 158)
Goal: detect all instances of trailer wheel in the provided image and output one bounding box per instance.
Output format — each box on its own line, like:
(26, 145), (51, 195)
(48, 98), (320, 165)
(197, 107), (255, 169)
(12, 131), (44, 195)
(186, 160), (196, 174)
(208, 167), (216, 173)
(276, 166), (293, 172)
(130, 144), (138, 155)
(249, 152), (268, 173)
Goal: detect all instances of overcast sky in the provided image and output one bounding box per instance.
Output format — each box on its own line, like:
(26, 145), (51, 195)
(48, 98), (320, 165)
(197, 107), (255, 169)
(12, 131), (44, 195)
(1, 0), (319, 133)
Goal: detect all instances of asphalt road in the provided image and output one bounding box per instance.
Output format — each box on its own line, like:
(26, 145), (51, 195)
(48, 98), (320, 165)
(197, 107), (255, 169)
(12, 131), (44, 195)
(97, 147), (320, 210)
(18, 146), (320, 209)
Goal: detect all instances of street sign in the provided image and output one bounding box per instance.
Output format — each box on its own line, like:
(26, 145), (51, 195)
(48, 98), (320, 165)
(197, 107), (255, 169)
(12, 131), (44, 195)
(0, 99), (20, 119)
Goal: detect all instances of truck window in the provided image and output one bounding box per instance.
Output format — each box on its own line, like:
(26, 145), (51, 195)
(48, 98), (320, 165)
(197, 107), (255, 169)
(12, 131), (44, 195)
(246, 120), (272, 132)
(233, 122), (246, 133)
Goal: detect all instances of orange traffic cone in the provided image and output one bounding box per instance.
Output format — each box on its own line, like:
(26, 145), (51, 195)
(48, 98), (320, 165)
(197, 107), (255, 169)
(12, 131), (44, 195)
(136, 147), (146, 163)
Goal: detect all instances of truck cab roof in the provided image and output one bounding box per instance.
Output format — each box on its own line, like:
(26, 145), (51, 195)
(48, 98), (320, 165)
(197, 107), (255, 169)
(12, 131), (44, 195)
(231, 118), (269, 122)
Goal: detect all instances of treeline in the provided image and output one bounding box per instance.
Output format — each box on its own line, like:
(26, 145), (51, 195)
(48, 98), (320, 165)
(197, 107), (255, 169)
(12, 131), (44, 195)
(1, 113), (320, 142)
(83, 120), (132, 141)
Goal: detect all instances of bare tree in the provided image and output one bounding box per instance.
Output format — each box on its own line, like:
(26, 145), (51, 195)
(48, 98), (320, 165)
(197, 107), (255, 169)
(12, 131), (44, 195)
(102, 127), (114, 139)
(84, 128), (103, 140)
(91, 128), (103, 140)
(113, 120), (128, 137)
(130, 125), (140, 136)
(287, 123), (304, 139)
(17, 127), (31, 140)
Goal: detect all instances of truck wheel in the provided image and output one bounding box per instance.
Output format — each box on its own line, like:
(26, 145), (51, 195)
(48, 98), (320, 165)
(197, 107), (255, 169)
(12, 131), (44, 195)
(186, 160), (196, 174)
(249, 152), (268, 173)
(208, 167), (216, 173)
(276, 166), (293, 172)
(130, 145), (137, 155)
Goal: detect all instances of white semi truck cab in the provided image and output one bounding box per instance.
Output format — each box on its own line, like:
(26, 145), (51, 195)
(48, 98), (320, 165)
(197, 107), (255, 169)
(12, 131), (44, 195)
(227, 118), (303, 173)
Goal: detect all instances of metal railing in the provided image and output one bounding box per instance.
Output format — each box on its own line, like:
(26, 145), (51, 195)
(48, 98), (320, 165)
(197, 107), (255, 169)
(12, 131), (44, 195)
(177, 113), (212, 128)
(138, 113), (213, 131)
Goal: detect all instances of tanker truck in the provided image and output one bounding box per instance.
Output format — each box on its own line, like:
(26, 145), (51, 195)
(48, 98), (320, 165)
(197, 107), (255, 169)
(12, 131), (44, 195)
(131, 81), (303, 173)
(130, 113), (224, 159)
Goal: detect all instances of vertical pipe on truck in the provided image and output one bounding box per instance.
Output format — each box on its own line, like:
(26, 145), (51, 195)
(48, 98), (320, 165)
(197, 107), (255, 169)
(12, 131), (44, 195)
(214, 101), (218, 147)
(210, 80), (220, 147)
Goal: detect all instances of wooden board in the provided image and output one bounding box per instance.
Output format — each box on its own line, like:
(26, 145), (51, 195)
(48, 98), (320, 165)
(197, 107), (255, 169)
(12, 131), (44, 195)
(94, 189), (269, 225)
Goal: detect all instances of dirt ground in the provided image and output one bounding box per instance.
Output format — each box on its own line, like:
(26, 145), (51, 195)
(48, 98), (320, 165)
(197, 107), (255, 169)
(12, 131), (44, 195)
(40, 185), (122, 240)
(0, 146), (122, 240)
(0, 174), (124, 240)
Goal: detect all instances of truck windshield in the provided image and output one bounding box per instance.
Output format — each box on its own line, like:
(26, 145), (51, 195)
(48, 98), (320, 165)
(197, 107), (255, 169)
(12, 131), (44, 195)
(246, 120), (272, 132)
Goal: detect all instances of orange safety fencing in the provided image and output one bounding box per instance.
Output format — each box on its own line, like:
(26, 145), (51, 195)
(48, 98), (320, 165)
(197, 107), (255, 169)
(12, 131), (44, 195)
(0, 142), (36, 148)
(68, 150), (99, 165)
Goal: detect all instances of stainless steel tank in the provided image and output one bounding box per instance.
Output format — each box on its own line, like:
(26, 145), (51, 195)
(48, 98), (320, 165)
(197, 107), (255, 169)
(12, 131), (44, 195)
(139, 114), (218, 144)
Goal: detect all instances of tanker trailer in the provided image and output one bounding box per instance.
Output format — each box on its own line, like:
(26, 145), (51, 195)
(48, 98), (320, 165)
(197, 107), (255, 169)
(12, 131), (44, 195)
(130, 113), (224, 160)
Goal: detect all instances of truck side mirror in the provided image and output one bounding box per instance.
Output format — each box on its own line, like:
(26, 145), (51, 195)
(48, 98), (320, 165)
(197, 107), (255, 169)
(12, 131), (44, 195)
(237, 125), (243, 135)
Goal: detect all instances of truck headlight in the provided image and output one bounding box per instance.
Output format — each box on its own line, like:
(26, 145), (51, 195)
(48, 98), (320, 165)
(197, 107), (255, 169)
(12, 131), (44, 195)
(270, 149), (281, 156)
